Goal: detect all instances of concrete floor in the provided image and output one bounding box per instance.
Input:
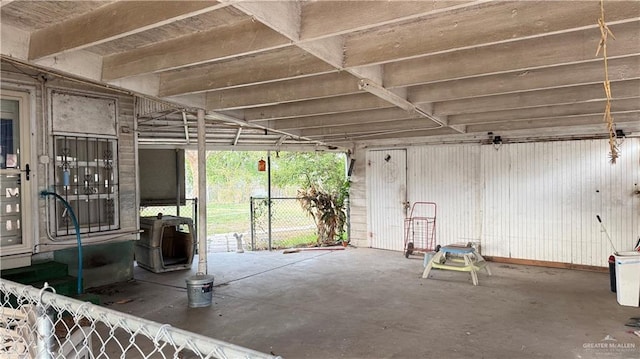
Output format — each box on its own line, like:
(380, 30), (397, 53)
(93, 248), (640, 359)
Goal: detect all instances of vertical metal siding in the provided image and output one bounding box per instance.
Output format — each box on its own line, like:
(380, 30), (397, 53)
(407, 145), (482, 247)
(362, 139), (638, 266)
(480, 144), (512, 257)
(367, 149), (407, 251)
(481, 139), (639, 266)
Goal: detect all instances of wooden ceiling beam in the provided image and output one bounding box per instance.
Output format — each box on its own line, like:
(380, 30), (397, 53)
(29, 1), (227, 60)
(410, 56), (640, 104)
(384, 20), (640, 87)
(158, 47), (335, 97)
(102, 19), (290, 81)
(345, 1), (640, 67)
(466, 111), (640, 133)
(243, 93), (393, 121)
(310, 127), (457, 141)
(205, 72), (361, 110)
(449, 98), (640, 125)
(434, 79), (640, 116)
(300, 118), (441, 138)
(266, 108), (419, 131)
(226, 1), (301, 40)
(300, 1), (478, 40)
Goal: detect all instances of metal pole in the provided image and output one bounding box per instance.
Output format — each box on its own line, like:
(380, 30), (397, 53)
(267, 151), (272, 251)
(250, 197), (255, 251)
(176, 149), (181, 217)
(197, 109), (207, 274)
(35, 304), (53, 359)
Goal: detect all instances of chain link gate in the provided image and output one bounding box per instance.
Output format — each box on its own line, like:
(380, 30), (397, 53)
(249, 197), (317, 250)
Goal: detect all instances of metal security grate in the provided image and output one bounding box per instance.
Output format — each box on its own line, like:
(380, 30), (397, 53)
(52, 135), (120, 236)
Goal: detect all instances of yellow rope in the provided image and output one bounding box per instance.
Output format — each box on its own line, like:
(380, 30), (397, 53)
(596, 0), (619, 163)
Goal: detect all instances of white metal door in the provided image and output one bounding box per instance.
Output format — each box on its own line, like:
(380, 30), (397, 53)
(0, 90), (32, 257)
(367, 149), (407, 251)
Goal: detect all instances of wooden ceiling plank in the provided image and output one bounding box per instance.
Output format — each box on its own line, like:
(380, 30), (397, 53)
(410, 56), (640, 103)
(29, 1), (227, 60)
(309, 127), (457, 141)
(102, 19), (290, 81)
(466, 111), (640, 133)
(300, 118), (440, 137)
(158, 47), (335, 97)
(448, 98), (640, 125)
(434, 79), (640, 116)
(300, 1), (479, 40)
(244, 93), (393, 121)
(271, 108), (418, 131)
(384, 20), (640, 87)
(205, 72), (361, 110)
(228, 1), (301, 40)
(345, 1), (640, 67)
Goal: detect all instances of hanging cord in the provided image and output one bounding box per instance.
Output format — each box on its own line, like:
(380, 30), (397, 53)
(595, 0), (619, 163)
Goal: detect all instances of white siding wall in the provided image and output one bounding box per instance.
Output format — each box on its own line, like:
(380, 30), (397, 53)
(358, 138), (639, 267)
(408, 145), (482, 247)
(481, 139), (639, 267)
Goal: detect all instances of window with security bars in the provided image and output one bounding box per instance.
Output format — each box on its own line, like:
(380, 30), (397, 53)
(53, 135), (120, 236)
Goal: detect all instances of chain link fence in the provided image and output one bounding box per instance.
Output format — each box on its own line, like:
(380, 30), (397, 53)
(140, 199), (197, 222)
(0, 278), (280, 359)
(250, 197), (317, 250)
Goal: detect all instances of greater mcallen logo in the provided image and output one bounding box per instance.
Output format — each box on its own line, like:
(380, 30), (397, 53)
(583, 335), (636, 351)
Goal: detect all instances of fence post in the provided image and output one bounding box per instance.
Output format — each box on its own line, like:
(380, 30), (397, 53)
(267, 152), (272, 251)
(35, 289), (54, 359)
(192, 198), (198, 253)
(250, 197), (255, 250)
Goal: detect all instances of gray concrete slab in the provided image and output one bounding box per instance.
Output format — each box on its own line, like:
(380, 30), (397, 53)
(92, 248), (640, 359)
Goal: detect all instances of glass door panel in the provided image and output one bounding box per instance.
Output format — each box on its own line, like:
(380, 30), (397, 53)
(0, 98), (23, 247)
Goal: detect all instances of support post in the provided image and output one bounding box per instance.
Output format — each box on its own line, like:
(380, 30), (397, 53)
(35, 301), (53, 358)
(197, 109), (207, 274)
(267, 151), (272, 251)
(175, 149), (181, 217)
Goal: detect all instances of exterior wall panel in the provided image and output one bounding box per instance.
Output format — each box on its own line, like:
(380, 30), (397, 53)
(408, 145), (481, 247)
(481, 139), (638, 267)
(481, 144), (511, 257)
(355, 138), (638, 268)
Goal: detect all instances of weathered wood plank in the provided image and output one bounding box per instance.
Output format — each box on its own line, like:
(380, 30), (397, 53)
(158, 46), (335, 97)
(29, 1), (225, 59)
(269, 108), (419, 130)
(410, 56), (640, 103)
(103, 19), (289, 80)
(205, 72), (361, 110)
(345, 1), (640, 67)
(301, 1), (474, 39)
(434, 79), (640, 116)
(244, 93), (392, 121)
(384, 21), (640, 87)
(449, 98), (640, 125)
